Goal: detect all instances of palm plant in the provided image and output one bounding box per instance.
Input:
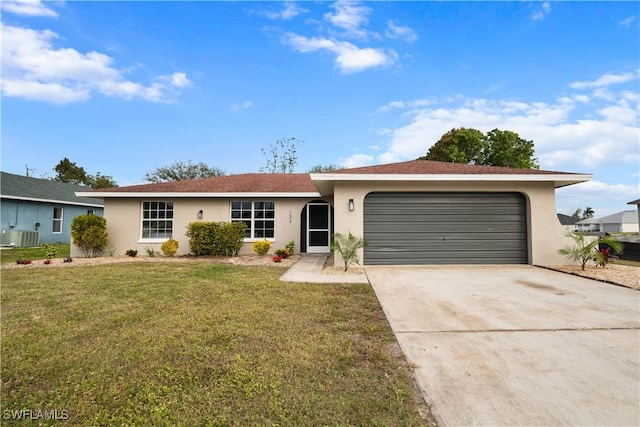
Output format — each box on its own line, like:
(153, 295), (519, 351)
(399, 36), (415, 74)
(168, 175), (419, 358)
(558, 231), (622, 270)
(331, 232), (367, 271)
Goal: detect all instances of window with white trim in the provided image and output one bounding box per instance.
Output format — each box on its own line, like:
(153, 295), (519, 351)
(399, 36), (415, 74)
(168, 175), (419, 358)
(231, 201), (275, 239)
(52, 207), (63, 233)
(141, 201), (173, 239)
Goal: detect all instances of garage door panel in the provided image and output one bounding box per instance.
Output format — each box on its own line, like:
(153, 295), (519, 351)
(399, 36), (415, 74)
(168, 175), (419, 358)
(364, 192), (528, 265)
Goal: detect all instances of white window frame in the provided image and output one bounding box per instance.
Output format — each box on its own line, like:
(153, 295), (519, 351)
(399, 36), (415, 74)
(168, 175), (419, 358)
(139, 201), (174, 243)
(52, 207), (63, 234)
(230, 201), (276, 242)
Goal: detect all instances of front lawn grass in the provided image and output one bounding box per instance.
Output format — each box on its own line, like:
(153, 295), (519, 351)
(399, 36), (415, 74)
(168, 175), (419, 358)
(0, 243), (70, 265)
(1, 261), (433, 426)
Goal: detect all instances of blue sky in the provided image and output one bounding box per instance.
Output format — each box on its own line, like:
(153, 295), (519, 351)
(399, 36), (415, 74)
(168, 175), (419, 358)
(1, 0), (638, 217)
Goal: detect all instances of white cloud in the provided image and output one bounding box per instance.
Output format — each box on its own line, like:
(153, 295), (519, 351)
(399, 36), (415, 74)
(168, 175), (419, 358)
(364, 70), (639, 171)
(531, 2), (551, 22)
(569, 71), (637, 89)
(339, 153), (375, 168)
(230, 100), (253, 111)
(1, 24), (192, 104)
(619, 16), (637, 27)
(284, 33), (396, 73)
(1, 0), (59, 17)
(385, 21), (417, 42)
(264, 1), (308, 20)
(324, 0), (371, 38)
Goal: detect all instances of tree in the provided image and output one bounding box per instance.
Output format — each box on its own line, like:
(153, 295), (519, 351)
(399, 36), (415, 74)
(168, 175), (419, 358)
(261, 137), (303, 173)
(54, 158), (90, 185)
(308, 164), (340, 173)
(144, 160), (225, 183)
(418, 128), (539, 169)
(88, 173), (118, 189)
(582, 207), (595, 219)
(52, 158), (118, 188)
(418, 127), (485, 164)
(558, 231), (622, 271)
(71, 214), (109, 258)
(481, 129), (539, 169)
(572, 208), (583, 220)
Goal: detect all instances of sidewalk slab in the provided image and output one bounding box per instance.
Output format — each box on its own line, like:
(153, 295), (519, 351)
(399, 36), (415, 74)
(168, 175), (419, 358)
(280, 254), (369, 283)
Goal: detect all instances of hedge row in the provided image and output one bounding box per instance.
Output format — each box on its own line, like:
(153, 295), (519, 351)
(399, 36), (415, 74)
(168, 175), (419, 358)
(185, 222), (247, 256)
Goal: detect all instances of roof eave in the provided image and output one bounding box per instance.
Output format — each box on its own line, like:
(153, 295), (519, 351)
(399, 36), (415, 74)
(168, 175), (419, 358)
(311, 173), (592, 188)
(76, 191), (322, 199)
(2, 194), (104, 207)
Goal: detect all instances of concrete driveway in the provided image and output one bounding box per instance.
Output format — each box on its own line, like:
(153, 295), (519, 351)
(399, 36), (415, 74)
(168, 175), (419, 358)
(365, 265), (640, 426)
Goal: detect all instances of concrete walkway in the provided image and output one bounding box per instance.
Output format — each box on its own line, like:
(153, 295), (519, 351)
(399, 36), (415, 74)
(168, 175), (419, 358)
(279, 254), (369, 283)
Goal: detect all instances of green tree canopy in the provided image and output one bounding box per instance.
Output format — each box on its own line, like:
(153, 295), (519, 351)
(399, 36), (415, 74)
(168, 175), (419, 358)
(54, 157), (90, 185)
(481, 129), (539, 169)
(144, 160), (226, 183)
(53, 158), (118, 188)
(418, 127), (485, 164)
(419, 128), (539, 169)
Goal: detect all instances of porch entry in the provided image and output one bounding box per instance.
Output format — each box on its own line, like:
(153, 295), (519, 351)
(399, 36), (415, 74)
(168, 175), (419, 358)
(304, 202), (332, 253)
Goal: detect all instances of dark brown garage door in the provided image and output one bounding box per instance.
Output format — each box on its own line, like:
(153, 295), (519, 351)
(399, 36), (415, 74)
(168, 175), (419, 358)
(363, 192), (528, 265)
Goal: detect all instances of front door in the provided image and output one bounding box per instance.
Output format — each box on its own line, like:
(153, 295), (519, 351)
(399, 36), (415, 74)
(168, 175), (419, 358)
(307, 203), (331, 253)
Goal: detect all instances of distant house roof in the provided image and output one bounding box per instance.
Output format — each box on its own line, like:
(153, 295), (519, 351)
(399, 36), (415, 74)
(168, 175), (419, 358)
(576, 217), (600, 225)
(598, 210), (638, 225)
(1, 172), (103, 207)
(557, 214), (578, 225)
(78, 160), (592, 198)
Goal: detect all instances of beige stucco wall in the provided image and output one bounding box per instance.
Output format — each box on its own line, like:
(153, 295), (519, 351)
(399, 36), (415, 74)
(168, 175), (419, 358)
(331, 180), (572, 266)
(71, 197), (324, 257)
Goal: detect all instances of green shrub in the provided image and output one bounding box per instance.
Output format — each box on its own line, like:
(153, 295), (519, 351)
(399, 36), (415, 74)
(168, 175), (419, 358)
(331, 232), (367, 271)
(286, 240), (295, 255)
(70, 214), (108, 258)
(186, 222), (217, 256)
(161, 238), (179, 257)
(252, 239), (271, 256)
(41, 243), (58, 259)
(558, 232), (622, 270)
(125, 249), (138, 257)
(186, 221), (247, 256)
(214, 222), (247, 256)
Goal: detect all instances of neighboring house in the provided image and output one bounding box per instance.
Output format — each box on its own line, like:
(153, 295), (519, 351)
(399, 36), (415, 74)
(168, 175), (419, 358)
(628, 199), (640, 236)
(575, 217), (601, 232)
(77, 160), (591, 266)
(598, 210), (639, 233)
(1, 172), (104, 246)
(575, 210), (639, 234)
(557, 213), (578, 231)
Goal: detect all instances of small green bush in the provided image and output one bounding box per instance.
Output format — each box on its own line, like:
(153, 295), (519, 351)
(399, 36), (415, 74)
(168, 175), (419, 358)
(41, 243), (58, 259)
(186, 221), (247, 256)
(125, 249), (138, 257)
(252, 239), (271, 256)
(161, 238), (179, 257)
(331, 232), (367, 271)
(71, 214), (108, 258)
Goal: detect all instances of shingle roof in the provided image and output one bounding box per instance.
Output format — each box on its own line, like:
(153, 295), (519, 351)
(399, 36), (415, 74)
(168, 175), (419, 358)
(333, 160), (578, 175)
(598, 210), (638, 225)
(93, 173), (319, 194)
(1, 172), (103, 206)
(557, 214), (578, 225)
